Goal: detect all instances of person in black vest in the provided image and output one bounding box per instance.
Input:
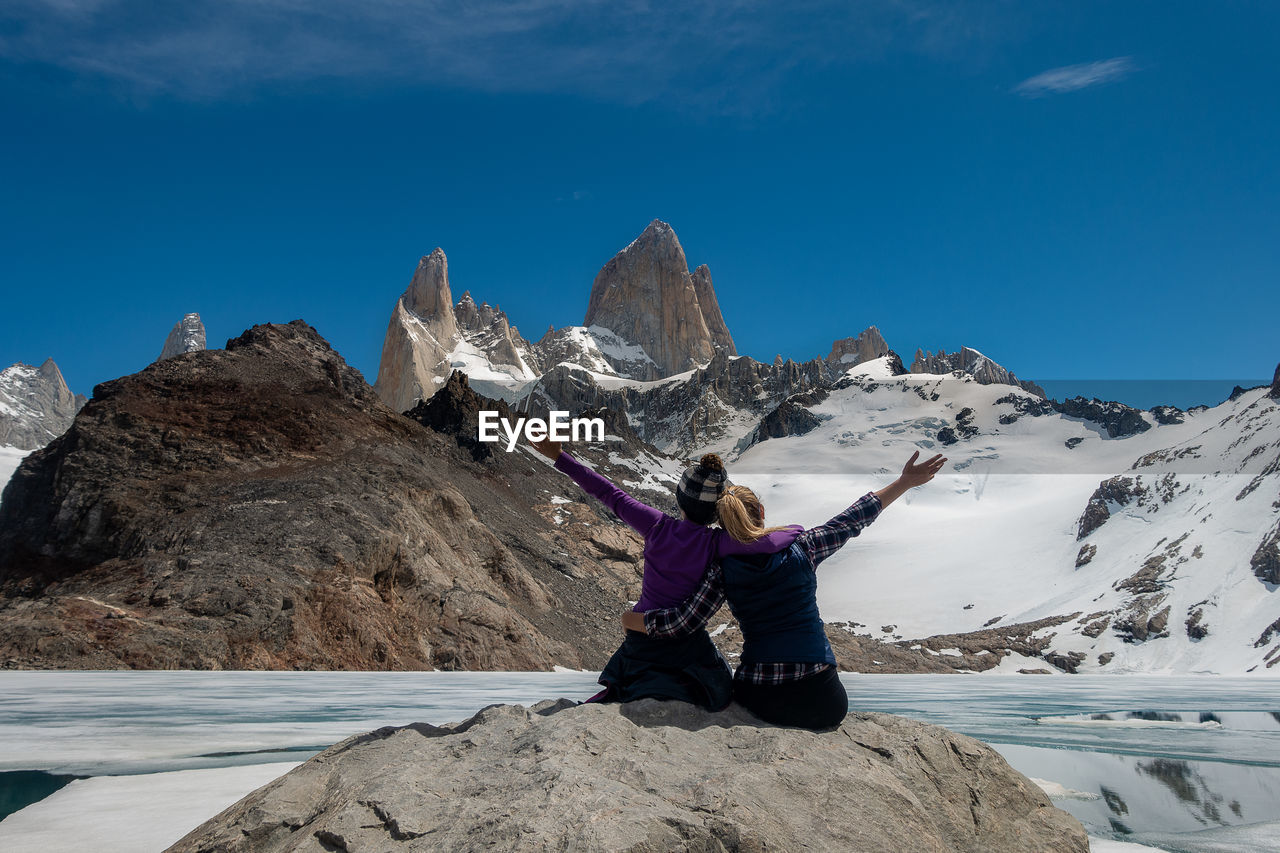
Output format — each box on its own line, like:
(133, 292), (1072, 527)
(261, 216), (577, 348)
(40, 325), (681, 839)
(623, 450), (946, 730)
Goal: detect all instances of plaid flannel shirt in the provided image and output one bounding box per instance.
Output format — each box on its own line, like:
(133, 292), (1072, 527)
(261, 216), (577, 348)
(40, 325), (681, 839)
(644, 491), (882, 685)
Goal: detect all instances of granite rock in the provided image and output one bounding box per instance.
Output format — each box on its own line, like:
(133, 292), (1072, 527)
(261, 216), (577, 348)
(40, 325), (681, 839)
(170, 699), (1088, 853)
(158, 313), (207, 361)
(0, 359), (85, 451)
(583, 219), (734, 379)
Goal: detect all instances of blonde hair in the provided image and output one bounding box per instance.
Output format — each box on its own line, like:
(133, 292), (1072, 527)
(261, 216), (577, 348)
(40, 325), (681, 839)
(716, 484), (789, 543)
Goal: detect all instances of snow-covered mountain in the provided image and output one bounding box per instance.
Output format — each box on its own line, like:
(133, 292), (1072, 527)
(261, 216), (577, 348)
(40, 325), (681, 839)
(372, 220), (1279, 674)
(0, 359), (85, 452)
(734, 358), (1280, 675)
(0, 358), (86, 507)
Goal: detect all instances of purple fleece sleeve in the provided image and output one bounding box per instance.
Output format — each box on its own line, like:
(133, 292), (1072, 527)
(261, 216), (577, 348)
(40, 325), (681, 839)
(552, 452), (664, 538)
(714, 524), (804, 558)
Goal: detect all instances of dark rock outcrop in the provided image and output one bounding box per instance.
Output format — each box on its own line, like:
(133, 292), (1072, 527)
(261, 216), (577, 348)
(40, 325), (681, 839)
(911, 346), (1046, 398)
(1149, 405), (1185, 425)
(1053, 396), (1151, 438)
(403, 370), (512, 461)
(742, 386), (832, 450)
(1185, 608), (1209, 640)
(0, 322), (643, 671)
(533, 348), (830, 455)
(1077, 476), (1147, 539)
(1271, 362), (1280, 399)
(171, 700), (1088, 853)
(826, 326), (891, 371)
(1252, 522), (1280, 585)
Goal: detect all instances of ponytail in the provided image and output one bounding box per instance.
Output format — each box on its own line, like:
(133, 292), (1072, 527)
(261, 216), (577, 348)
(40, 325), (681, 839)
(716, 484), (788, 543)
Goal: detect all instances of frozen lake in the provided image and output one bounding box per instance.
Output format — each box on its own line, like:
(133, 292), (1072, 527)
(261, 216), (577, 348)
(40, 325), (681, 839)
(1, 672), (1278, 852)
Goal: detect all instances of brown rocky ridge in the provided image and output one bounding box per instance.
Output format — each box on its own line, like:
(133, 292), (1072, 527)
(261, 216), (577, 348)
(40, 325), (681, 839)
(0, 321), (649, 671)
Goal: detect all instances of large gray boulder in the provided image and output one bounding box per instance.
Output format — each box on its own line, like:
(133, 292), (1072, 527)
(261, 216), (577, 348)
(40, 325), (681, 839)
(169, 700), (1088, 853)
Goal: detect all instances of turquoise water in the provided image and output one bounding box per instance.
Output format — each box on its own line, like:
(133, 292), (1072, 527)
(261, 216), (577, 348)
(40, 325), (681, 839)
(1, 672), (1278, 851)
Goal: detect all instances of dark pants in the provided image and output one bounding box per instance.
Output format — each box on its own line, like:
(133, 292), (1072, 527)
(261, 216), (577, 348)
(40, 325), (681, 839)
(733, 665), (848, 730)
(596, 629), (734, 711)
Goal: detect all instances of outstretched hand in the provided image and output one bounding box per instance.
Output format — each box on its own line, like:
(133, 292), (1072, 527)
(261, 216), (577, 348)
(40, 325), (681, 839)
(529, 437), (564, 461)
(900, 450), (947, 487)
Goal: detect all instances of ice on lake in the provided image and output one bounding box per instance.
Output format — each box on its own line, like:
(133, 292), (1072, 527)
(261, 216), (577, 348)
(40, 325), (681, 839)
(1, 672), (1278, 853)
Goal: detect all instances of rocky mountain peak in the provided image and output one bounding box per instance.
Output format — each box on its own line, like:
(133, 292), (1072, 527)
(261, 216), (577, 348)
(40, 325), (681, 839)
(690, 263), (736, 355)
(0, 319), (648, 671)
(403, 248), (457, 342)
(375, 249), (540, 412)
(404, 370), (513, 461)
(0, 358), (85, 451)
(826, 326), (891, 371)
(158, 312), (207, 361)
(912, 346), (1045, 398)
(1270, 361), (1280, 399)
(583, 220), (736, 379)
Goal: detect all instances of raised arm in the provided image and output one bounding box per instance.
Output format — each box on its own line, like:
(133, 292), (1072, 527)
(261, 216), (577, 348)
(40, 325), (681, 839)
(622, 565), (727, 638)
(799, 451), (947, 568)
(796, 492), (883, 568)
(873, 450), (946, 509)
(531, 439), (664, 539)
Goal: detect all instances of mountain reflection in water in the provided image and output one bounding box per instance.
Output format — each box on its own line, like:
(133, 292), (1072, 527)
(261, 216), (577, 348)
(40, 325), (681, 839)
(1000, 710), (1280, 849)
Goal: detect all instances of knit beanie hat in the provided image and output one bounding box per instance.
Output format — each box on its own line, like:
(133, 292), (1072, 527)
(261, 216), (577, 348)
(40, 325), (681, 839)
(676, 453), (731, 525)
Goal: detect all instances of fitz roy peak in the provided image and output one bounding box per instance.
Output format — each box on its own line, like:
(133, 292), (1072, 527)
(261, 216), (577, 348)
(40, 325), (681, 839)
(372, 220), (745, 413)
(371, 221), (886, 455)
(583, 218), (736, 379)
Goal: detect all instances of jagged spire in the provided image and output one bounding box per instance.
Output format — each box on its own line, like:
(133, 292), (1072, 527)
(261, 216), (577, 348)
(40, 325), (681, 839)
(583, 220), (737, 378)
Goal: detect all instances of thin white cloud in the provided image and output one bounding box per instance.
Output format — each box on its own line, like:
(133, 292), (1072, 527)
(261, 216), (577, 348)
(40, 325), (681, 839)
(0, 0), (1028, 114)
(1014, 56), (1136, 97)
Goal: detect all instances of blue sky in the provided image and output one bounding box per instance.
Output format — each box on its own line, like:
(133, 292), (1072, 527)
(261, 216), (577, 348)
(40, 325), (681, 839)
(2, 1), (1277, 405)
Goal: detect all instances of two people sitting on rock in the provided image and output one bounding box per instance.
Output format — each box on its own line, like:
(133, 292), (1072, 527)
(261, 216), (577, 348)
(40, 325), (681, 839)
(533, 438), (945, 730)
(531, 441), (801, 709)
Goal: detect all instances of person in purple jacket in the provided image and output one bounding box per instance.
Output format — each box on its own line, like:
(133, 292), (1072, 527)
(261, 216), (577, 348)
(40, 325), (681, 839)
(623, 450), (946, 730)
(530, 437), (801, 709)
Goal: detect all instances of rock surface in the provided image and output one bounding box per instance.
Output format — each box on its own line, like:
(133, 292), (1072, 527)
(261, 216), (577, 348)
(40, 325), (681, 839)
(0, 359), (86, 451)
(911, 346), (1046, 398)
(1271, 362), (1280, 399)
(826, 325), (892, 370)
(0, 321), (643, 670)
(170, 699), (1088, 853)
(158, 313), (207, 361)
(1053, 396), (1151, 439)
(583, 219), (734, 379)
(373, 250), (461, 413)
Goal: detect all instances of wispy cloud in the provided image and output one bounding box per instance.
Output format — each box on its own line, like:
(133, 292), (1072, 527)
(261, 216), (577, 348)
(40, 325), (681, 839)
(1014, 57), (1136, 97)
(0, 0), (1026, 114)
